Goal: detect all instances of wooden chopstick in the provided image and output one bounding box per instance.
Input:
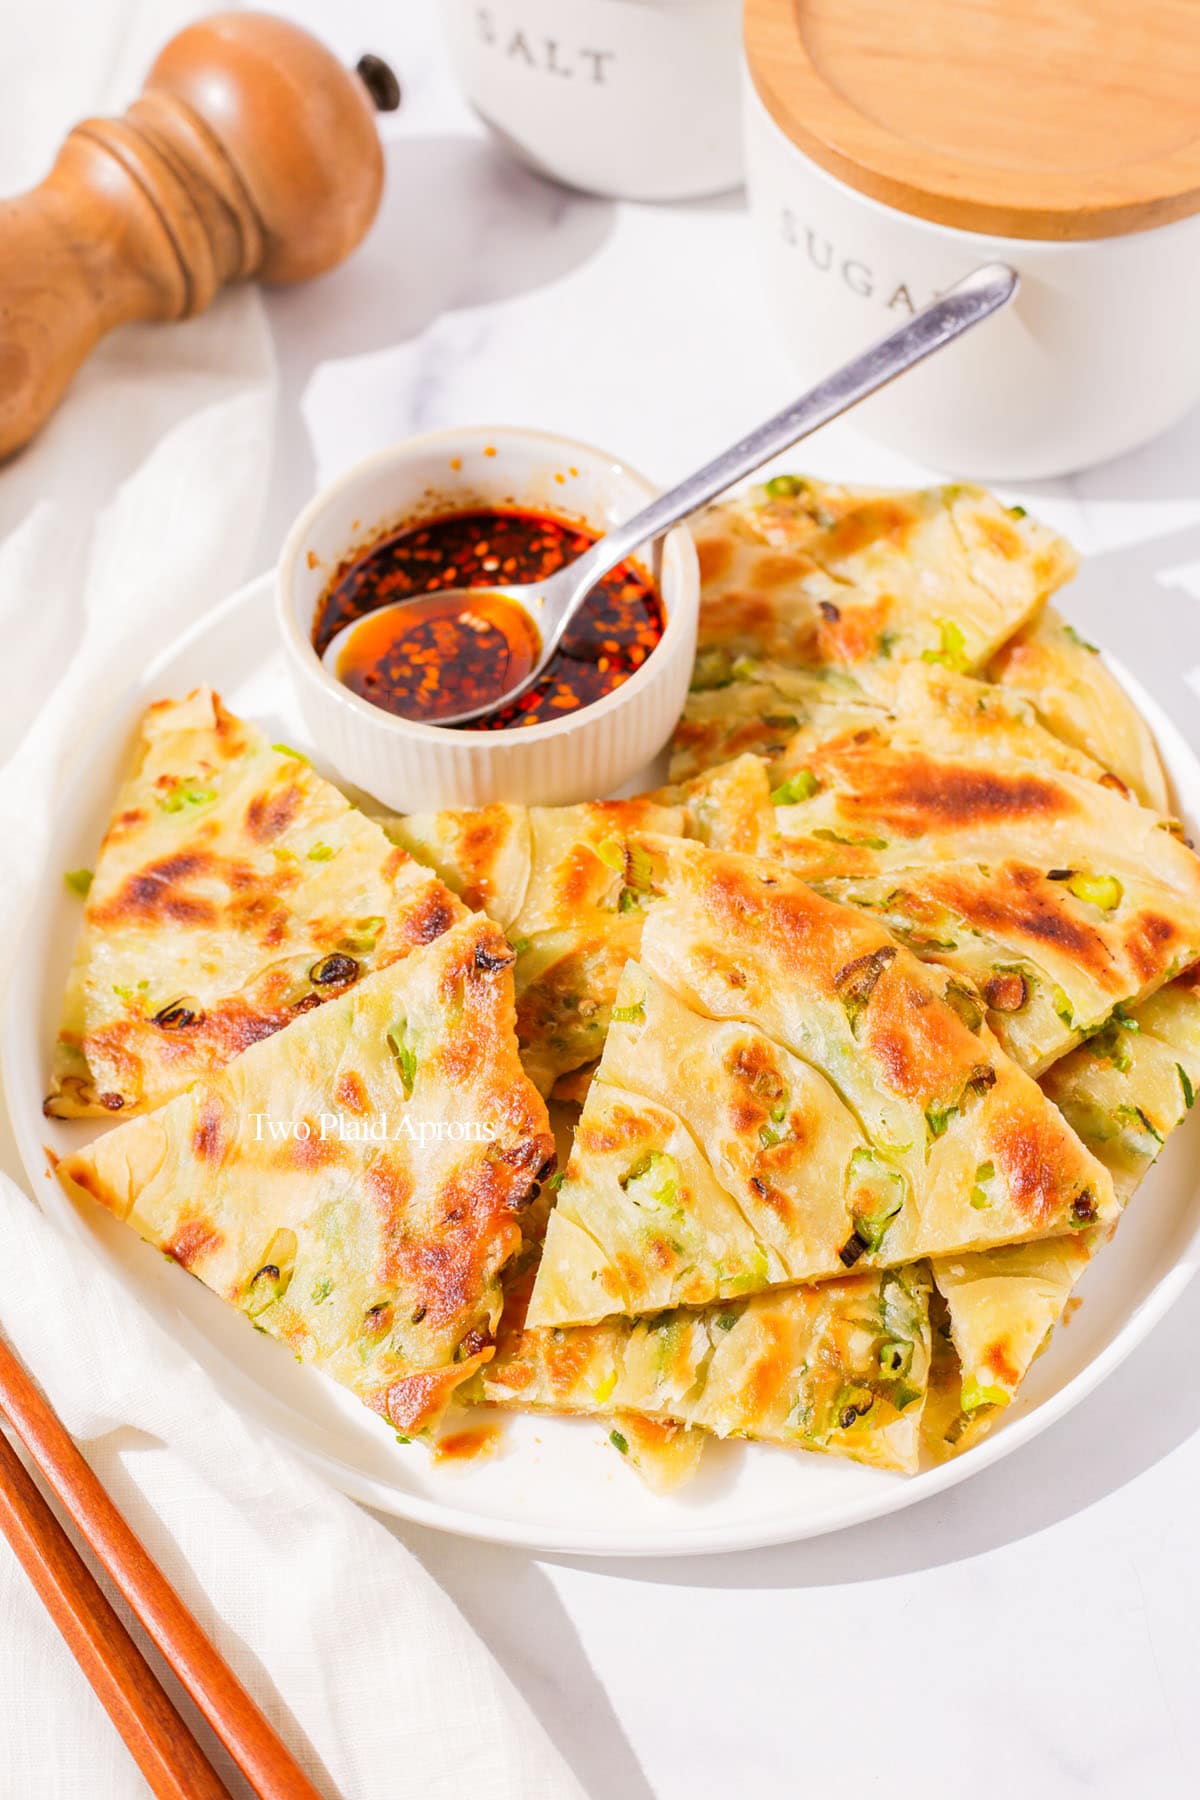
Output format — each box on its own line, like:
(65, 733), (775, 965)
(0, 1331), (326, 1800)
(0, 1426), (232, 1800)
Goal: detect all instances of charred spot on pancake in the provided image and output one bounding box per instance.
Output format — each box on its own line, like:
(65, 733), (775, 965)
(834, 945), (897, 1032)
(165, 1216), (222, 1269)
(191, 1095), (225, 1163)
(839, 1230), (869, 1268)
(455, 1325), (493, 1362)
(1125, 912), (1178, 982)
(244, 782), (304, 844)
(99, 1091), (125, 1111)
(309, 952), (360, 989)
(931, 868), (1111, 974)
(153, 1000), (203, 1031)
(833, 753), (1069, 836)
(92, 853), (219, 928)
(984, 969), (1030, 1013)
(383, 1369), (453, 1434)
(1069, 1190), (1099, 1229)
(285, 1127), (343, 1171)
(473, 937), (515, 974)
(404, 887), (458, 947)
(333, 1070), (369, 1114)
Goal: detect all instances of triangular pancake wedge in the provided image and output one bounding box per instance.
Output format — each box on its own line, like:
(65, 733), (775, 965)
(57, 914), (556, 1437)
(671, 478), (1076, 778)
(528, 838), (1115, 1330)
(47, 689), (465, 1118)
(924, 964), (1200, 1457)
(988, 606), (1169, 811)
(473, 1261), (933, 1475)
(768, 732), (1200, 1072)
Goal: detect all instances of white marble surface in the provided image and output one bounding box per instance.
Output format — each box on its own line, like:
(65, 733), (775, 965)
(21, 2), (1200, 1794)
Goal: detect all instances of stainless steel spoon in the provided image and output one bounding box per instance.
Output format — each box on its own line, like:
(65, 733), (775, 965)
(323, 262), (1017, 725)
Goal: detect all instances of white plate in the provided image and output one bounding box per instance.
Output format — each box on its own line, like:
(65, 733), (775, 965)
(7, 573), (1200, 1556)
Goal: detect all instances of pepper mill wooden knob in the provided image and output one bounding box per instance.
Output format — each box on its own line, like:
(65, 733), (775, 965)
(0, 11), (398, 462)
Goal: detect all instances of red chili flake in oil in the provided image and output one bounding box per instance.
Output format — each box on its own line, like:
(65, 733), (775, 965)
(312, 508), (664, 729)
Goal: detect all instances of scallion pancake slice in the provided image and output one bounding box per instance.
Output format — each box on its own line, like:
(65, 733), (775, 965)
(47, 689), (464, 1118)
(528, 838), (1114, 1329)
(473, 1262), (933, 1476)
(769, 737), (1200, 1071)
(671, 478), (1076, 779)
(57, 914), (555, 1438)
(988, 606), (1169, 810)
(924, 965), (1200, 1458)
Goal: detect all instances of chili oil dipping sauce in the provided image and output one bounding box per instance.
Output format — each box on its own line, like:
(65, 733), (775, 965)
(275, 428), (699, 811)
(312, 508), (665, 729)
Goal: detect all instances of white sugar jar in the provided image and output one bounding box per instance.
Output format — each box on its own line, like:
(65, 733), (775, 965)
(442, 0), (743, 201)
(742, 0), (1200, 480)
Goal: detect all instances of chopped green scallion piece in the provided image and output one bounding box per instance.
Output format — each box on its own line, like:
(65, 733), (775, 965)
(306, 843), (336, 862)
(64, 868), (93, 898)
(921, 619), (969, 673)
(609, 1429), (629, 1455)
(1062, 623), (1099, 653)
(689, 649), (734, 691)
(595, 835), (625, 873)
(925, 1102), (957, 1140)
(158, 782), (217, 813)
(763, 473), (807, 499)
(771, 768), (821, 806)
(944, 982), (984, 1033)
(611, 1001), (646, 1026)
(878, 1338), (914, 1377)
(1067, 871), (1123, 912)
(625, 842), (656, 894)
(812, 827), (888, 851)
(386, 1025), (418, 1098)
(340, 916), (385, 954)
(1178, 1064), (1196, 1111)
(272, 743), (311, 762)
(961, 1380), (1009, 1414)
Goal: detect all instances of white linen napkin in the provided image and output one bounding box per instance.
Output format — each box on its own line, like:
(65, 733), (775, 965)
(0, 5), (585, 1796)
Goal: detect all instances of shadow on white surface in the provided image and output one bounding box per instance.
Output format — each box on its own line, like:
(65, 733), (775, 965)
(254, 132), (615, 564)
(389, 1520), (658, 1800)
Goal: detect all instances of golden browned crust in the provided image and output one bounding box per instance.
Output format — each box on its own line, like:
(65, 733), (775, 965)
(47, 689), (466, 1118)
(57, 914), (555, 1438)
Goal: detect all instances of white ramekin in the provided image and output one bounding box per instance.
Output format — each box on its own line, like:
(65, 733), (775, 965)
(744, 77), (1200, 480)
(276, 428), (699, 812)
(441, 0), (743, 202)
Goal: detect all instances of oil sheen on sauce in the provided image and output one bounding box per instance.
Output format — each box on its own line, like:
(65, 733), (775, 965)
(312, 508), (665, 729)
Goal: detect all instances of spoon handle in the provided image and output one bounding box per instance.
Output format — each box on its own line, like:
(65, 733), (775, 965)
(562, 262), (1017, 600)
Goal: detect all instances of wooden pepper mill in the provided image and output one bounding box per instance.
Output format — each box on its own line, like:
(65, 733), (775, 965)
(0, 11), (400, 462)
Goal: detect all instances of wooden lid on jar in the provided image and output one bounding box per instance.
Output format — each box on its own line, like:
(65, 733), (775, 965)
(744, 0), (1200, 240)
